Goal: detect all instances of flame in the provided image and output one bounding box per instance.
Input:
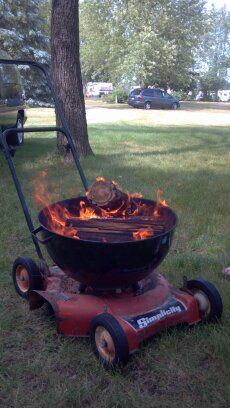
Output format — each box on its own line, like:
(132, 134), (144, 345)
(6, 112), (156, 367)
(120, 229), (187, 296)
(153, 188), (168, 217)
(133, 227), (153, 240)
(33, 171), (80, 239)
(32, 170), (52, 208)
(78, 200), (99, 220)
(130, 192), (143, 199)
(33, 172), (169, 242)
(96, 176), (105, 182)
(156, 188), (168, 207)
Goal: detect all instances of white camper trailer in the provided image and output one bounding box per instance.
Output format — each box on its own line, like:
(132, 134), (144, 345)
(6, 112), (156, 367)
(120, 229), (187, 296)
(86, 82), (113, 98)
(218, 90), (230, 102)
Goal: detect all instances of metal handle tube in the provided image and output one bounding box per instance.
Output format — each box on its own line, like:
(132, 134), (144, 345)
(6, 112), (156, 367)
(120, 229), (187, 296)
(0, 59), (89, 192)
(31, 226), (55, 244)
(1, 126), (82, 259)
(3, 126), (74, 139)
(0, 130), (44, 260)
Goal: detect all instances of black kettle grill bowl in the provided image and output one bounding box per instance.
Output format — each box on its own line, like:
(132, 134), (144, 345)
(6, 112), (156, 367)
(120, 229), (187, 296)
(38, 197), (177, 288)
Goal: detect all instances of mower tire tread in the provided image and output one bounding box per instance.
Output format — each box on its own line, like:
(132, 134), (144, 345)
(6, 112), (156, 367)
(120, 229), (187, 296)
(187, 278), (223, 321)
(12, 256), (44, 299)
(89, 313), (130, 368)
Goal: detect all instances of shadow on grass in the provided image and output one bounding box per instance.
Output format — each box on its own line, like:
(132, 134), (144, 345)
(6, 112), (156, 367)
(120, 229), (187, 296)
(12, 124), (229, 164)
(89, 123), (230, 136)
(3, 124), (228, 206)
(1, 124), (229, 199)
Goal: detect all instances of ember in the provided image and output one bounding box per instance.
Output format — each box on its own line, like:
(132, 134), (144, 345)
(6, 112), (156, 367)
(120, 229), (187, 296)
(133, 227), (154, 241)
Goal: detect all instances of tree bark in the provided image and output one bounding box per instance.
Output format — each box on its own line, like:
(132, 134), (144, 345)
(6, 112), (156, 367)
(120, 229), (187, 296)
(51, 0), (93, 158)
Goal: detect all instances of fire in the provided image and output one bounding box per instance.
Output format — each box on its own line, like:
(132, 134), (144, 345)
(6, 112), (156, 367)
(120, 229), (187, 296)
(133, 227), (153, 240)
(96, 176), (105, 182)
(78, 200), (99, 220)
(130, 192), (143, 199)
(33, 170), (80, 239)
(156, 188), (168, 207)
(153, 188), (168, 217)
(32, 170), (53, 208)
(33, 172), (169, 242)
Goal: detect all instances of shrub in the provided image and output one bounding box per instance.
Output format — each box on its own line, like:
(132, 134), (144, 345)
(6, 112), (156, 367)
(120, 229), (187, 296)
(101, 87), (128, 103)
(101, 93), (115, 103)
(171, 90), (189, 101)
(112, 87), (128, 103)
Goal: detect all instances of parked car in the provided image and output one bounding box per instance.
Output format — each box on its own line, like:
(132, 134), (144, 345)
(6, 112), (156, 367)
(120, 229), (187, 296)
(0, 51), (27, 149)
(128, 88), (180, 109)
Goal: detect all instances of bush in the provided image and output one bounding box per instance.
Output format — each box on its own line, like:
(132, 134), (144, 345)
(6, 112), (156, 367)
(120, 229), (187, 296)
(171, 90), (191, 101)
(26, 98), (54, 107)
(101, 87), (128, 104)
(101, 93), (116, 103)
(113, 87), (128, 103)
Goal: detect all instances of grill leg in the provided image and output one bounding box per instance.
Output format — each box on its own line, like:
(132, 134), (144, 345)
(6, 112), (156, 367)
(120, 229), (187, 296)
(79, 283), (87, 294)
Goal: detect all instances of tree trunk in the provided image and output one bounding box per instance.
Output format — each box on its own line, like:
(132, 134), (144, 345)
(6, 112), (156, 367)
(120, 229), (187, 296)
(51, 0), (93, 158)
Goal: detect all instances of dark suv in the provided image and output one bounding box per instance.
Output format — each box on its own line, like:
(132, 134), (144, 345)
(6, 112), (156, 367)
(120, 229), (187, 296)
(128, 88), (180, 110)
(0, 51), (27, 148)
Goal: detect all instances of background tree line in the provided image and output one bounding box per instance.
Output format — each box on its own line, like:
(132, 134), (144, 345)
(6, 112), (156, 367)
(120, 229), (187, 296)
(80, 0), (230, 99)
(0, 0), (50, 103)
(0, 0), (229, 102)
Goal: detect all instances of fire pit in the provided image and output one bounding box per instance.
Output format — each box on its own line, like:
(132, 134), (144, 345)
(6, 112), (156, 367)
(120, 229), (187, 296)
(37, 196), (177, 288)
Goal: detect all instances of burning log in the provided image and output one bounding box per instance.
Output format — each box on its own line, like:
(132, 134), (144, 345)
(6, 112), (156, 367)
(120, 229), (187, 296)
(66, 217), (165, 232)
(76, 230), (134, 243)
(86, 178), (129, 210)
(65, 216), (165, 242)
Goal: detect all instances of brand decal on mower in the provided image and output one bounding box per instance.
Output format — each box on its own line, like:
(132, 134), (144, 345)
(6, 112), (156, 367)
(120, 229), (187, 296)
(125, 298), (185, 330)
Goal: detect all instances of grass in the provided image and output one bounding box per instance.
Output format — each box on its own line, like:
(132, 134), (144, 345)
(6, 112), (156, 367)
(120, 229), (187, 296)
(0, 106), (230, 407)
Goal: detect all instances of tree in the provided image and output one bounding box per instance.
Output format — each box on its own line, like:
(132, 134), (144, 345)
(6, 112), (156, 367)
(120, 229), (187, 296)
(0, 0), (51, 102)
(51, 0), (93, 157)
(80, 0), (113, 85)
(80, 0), (207, 91)
(197, 6), (230, 99)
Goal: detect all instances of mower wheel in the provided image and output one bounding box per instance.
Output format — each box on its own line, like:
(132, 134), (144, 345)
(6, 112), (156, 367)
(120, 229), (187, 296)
(12, 256), (44, 299)
(187, 278), (223, 322)
(89, 313), (130, 368)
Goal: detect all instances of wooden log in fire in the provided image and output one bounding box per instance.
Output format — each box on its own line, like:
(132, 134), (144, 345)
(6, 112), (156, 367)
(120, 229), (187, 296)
(87, 179), (129, 209)
(65, 216), (165, 235)
(77, 230), (134, 243)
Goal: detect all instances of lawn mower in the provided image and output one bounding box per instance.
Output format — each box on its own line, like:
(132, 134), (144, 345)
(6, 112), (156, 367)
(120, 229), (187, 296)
(0, 59), (223, 368)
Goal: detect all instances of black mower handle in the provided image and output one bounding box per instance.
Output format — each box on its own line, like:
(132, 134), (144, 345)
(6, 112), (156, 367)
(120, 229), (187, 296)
(0, 58), (88, 262)
(31, 226), (55, 244)
(0, 58), (88, 192)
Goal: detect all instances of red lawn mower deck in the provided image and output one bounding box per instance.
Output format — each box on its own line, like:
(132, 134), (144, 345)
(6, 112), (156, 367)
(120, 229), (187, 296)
(13, 261), (222, 368)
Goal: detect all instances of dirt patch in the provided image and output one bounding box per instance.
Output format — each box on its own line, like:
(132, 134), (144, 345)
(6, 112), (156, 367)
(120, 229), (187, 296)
(27, 102), (230, 127)
(86, 102), (230, 127)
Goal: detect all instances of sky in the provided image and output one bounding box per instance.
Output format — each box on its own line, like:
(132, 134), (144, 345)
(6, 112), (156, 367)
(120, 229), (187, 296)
(79, 0), (230, 10)
(206, 0), (230, 10)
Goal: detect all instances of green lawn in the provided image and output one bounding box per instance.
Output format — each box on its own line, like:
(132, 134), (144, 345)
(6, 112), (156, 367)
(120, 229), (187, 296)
(0, 115), (230, 407)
